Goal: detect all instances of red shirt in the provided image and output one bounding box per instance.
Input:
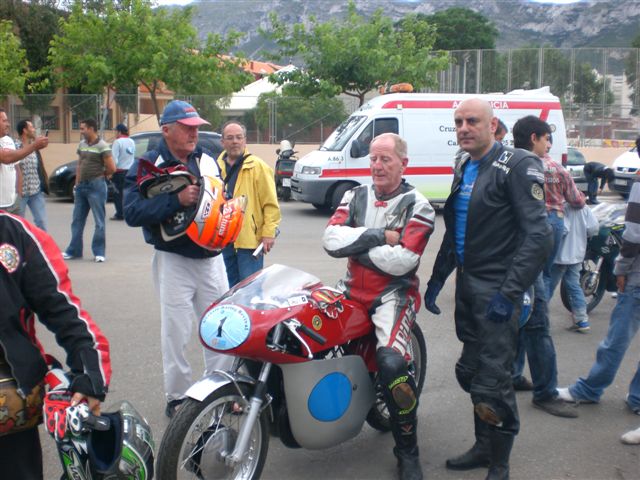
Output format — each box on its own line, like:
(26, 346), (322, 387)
(542, 154), (585, 214)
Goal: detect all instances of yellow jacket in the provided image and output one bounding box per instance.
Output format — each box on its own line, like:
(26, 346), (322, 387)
(217, 149), (281, 249)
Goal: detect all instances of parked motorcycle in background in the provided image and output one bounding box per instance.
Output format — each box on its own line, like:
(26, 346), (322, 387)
(560, 202), (626, 313)
(156, 264), (427, 480)
(274, 140), (297, 201)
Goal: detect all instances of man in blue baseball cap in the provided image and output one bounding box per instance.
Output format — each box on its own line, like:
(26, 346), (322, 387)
(124, 99), (231, 419)
(159, 100), (211, 127)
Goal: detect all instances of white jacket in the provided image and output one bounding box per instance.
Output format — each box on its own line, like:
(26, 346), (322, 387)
(555, 204), (599, 265)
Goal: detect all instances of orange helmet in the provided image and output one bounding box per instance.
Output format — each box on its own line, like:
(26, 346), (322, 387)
(186, 175), (247, 251)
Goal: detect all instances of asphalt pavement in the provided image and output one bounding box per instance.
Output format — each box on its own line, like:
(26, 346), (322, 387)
(34, 194), (639, 480)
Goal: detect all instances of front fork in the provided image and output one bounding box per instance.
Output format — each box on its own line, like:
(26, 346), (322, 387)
(586, 256), (604, 291)
(226, 321), (285, 465)
(226, 361), (272, 465)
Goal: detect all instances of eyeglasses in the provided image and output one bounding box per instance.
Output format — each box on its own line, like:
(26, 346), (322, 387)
(223, 135), (245, 141)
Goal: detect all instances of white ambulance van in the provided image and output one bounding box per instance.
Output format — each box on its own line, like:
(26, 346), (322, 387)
(291, 86), (567, 209)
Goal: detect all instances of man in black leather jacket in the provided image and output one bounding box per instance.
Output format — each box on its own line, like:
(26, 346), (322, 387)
(423, 99), (552, 480)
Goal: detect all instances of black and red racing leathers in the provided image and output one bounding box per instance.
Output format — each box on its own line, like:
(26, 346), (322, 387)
(0, 212), (111, 400)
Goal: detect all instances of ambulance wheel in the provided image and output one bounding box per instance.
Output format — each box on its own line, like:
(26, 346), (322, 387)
(330, 183), (356, 211)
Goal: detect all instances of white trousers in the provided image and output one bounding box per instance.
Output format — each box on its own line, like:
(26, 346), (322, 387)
(152, 250), (233, 402)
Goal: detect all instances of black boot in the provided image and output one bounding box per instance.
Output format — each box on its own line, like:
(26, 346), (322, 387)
(377, 348), (423, 480)
(485, 430), (514, 480)
(446, 413), (491, 470)
(393, 444), (423, 480)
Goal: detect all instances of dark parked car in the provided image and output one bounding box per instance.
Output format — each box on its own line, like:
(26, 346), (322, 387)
(49, 131), (223, 200)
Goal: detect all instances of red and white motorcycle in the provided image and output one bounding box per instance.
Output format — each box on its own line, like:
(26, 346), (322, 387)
(156, 264), (427, 479)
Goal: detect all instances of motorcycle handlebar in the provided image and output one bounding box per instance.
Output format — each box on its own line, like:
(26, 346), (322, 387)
(298, 323), (327, 345)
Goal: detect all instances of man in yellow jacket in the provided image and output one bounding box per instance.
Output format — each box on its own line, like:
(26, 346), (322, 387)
(217, 121), (281, 286)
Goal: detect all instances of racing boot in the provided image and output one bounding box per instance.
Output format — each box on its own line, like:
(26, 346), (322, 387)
(392, 419), (423, 480)
(485, 430), (514, 480)
(377, 347), (423, 480)
(446, 412), (491, 470)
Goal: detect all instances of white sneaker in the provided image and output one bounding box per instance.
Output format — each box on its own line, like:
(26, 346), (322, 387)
(621, 426), (640, 445)
(62, 252), (75, 260)
(557, 387), (576, 402)
(94, 256), (106, 263)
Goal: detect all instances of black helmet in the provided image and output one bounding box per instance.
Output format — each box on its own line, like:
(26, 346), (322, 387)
(53, 399), (155, 479)
(87, 401), (155, 479)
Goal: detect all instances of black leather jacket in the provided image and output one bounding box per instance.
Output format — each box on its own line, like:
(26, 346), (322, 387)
(0, 213), (111, 398)
(431, 143), (552, 302)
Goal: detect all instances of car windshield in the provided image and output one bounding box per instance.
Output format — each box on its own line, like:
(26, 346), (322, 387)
(217, 264), (322, 310)
(320, 115), (367, 152)
(566, 148), (585, 166)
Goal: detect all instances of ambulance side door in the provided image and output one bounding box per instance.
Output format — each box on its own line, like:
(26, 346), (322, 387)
(347, 116), (400, 165)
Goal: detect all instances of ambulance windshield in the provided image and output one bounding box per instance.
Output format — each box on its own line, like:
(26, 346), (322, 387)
(320, 115), (367, 152)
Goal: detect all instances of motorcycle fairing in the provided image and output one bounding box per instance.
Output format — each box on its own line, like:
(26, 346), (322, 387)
(200, 304), (251, 351)
(199, 265), (374, 363)
(280, 356), (374, 449)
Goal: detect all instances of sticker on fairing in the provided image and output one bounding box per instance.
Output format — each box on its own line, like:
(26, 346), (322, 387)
(287, 295), (308, 307)
(200, 305), (251, 351)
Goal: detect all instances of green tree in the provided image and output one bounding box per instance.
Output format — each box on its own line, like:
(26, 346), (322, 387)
(402, 8), (498, 51)
(49, 0), (251, 122)
(263, 2), (448, 106)
(573, 62), (614, 106)
(0, 20), (28, 99)
(0, 1), (62, 112)
(250, 89), (347, 142)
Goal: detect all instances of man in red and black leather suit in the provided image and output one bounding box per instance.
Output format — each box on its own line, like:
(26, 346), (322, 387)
(323, 133), (435, 480)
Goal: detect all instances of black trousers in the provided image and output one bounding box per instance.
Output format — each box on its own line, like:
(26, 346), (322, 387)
(0, 427), (43, 479)
(453, 271), (520, 434)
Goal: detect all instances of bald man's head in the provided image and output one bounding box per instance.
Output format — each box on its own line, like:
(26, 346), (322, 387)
(454, 98), (498, 160)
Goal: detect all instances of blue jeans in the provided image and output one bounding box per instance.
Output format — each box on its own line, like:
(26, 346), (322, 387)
(513, 274), (559, 401)
(222, 246), (263, 287)
(65, 178), (107, 258)
(543, 211), (565, 296)
(111, 171), (126, 219)
(586, 175), (599, 202)
(548, 263), (588, 321)
(18, 192), (48, 230)
(569, 286), (640, 409)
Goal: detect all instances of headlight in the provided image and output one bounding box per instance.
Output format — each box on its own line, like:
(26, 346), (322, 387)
(301, 166), (322, 175)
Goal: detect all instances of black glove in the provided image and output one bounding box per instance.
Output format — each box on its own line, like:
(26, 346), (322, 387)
(424, 279), (443, 315)
(486, 292), (514, 324)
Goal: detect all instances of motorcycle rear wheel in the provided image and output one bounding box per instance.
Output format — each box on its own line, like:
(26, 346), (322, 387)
(365, 323), (427, 432)
(560, 256), (606, 314)
(156, 383), (269, 480)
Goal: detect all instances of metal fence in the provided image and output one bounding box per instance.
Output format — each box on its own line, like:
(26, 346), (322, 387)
(3, 47), (639, 146)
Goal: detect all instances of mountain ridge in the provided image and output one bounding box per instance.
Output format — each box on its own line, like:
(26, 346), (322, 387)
(183, 0), (640, 59)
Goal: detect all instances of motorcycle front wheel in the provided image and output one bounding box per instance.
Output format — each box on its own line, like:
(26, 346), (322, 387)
(156, 383), (269, 480)
(560, 256), (606, 313)
(366, 323), (427, 432)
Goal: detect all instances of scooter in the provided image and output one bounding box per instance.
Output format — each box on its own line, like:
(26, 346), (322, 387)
(274, 140), (297, 201)
(560, 202), (626, 313)
(156, 264), (427, 480)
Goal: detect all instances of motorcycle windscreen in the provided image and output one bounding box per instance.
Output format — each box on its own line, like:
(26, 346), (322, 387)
(280, 356), (375, 449)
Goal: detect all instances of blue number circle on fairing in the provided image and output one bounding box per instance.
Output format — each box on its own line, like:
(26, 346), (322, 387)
(308, 372), (352, 422)
(200, 304), (251, 351)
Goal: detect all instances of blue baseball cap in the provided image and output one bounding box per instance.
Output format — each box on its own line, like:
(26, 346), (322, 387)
(160, 100), (210, 127)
